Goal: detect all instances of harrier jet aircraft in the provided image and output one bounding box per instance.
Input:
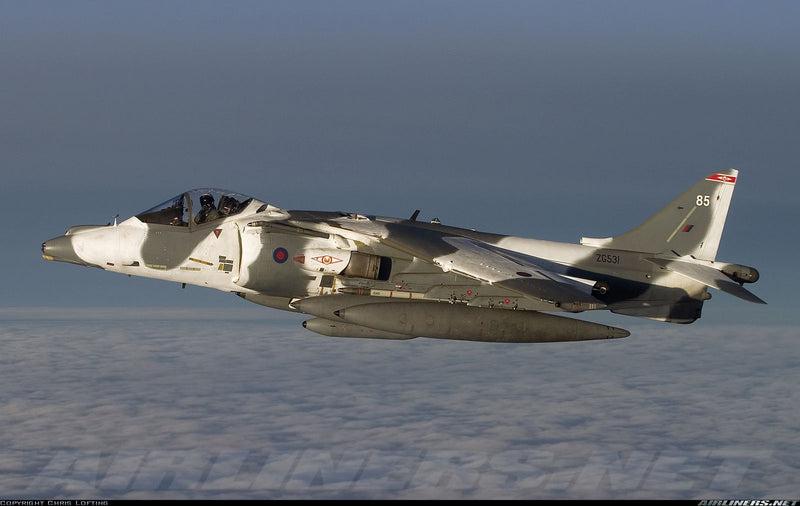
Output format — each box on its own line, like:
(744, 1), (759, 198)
(42, 169), (763, 342)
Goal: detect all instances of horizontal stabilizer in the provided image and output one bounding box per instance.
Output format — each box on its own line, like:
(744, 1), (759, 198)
(646, 258), (766, 304)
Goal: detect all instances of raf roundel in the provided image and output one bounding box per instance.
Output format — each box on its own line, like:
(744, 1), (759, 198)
(273, 247), (289, 263)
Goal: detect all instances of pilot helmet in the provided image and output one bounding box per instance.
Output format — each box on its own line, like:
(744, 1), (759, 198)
(200, 194), (214, 207)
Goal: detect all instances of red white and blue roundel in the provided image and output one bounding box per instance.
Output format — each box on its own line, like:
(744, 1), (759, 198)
(273, 247), (289, 263)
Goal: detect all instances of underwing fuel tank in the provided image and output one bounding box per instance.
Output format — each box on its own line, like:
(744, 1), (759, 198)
(334, 302), (630, 343)
(303, 317), (416, 340)
(291, 294), (424, 319)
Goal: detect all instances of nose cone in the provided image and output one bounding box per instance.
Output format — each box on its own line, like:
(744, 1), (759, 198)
(42, 235), (90, 266)
(43, 225), (121, 268)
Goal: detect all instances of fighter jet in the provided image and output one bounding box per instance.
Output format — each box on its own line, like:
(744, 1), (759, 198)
(42, 169), (763, 342)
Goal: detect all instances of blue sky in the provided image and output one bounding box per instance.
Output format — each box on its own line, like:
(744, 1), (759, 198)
(1, 2), (798, 498)
(2, 1), (795, 322)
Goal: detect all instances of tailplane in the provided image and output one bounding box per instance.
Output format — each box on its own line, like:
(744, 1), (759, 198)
(581, 169), (738, 261)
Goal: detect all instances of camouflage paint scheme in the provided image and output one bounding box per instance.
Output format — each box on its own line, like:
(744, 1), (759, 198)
(42, 170), (763, 341)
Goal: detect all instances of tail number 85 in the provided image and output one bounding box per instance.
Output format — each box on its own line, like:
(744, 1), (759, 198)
(696, 195), (711, 207)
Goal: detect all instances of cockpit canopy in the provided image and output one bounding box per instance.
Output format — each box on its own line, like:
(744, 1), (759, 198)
(136, 189), (255, 227)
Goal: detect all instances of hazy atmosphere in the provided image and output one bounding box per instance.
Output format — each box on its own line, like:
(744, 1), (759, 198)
(1, 1), (798, 498)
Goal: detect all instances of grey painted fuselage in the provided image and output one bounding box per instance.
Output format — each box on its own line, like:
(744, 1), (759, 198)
(42, 171), (763, 341)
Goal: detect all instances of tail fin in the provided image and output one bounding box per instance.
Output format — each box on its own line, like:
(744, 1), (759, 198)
(581, 169), (738, 261)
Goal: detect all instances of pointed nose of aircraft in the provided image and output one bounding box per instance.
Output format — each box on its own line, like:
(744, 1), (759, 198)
(42, 225), (118, 267)
(42, 235), (90, 266)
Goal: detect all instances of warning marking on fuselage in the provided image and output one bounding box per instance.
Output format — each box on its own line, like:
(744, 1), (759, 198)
(218, 256), (234, 273)
(189, 257), (214, 266)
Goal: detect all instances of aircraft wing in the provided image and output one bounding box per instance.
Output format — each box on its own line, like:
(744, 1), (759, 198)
(433, 237), (604, 308)
(292, 214), (605, 309)
(646, 257), (766, 304)
(369, 229), (603, 308)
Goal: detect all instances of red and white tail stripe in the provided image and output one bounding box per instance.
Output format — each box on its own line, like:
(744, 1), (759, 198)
(705, 173), (737, 184)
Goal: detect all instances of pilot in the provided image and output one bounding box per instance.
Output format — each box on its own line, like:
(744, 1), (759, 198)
(194, 194), (220, 224)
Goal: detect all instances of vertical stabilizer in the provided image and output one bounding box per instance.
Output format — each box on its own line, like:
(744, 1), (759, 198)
(580, 169), (738, 260)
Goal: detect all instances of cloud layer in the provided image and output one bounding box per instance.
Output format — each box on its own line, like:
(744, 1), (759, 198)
(0, 309), (797, 498)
